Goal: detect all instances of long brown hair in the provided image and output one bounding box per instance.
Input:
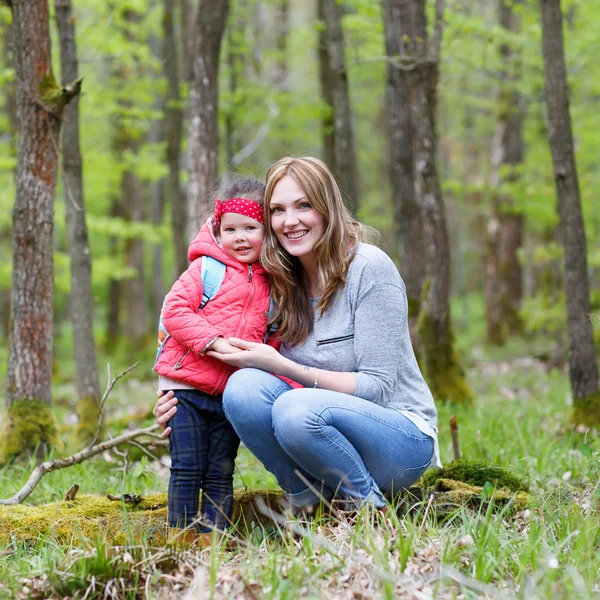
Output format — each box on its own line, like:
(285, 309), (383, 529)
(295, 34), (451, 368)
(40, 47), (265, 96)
(261, 157), (367, 345)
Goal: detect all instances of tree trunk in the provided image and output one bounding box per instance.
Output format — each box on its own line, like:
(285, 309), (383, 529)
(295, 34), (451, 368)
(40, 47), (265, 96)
(0, 21), (17, 340)
(402, 0), (472, 404)
(539, 0), (599, 420)
(4, 0), (80, 460)
(274, 0), (289, 91)
(186, 0), (230, 240)
(119, 9), (148, 345)
(485, 0), (525, 345)
(105, 199), (123, 352)
(317, 0), (335, 172)
(123, 169), (148, 343)
(319, 0), (359, 212)
(165, 0), (188, 277)
(55, 0), (102, 442)
(381, 0), (425, 343)
(179, 0), (195, 84)
(149, 29), (166, 321)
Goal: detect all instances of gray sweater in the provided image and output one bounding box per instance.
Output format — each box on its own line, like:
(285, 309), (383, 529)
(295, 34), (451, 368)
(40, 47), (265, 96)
(280, 243), (438, 430)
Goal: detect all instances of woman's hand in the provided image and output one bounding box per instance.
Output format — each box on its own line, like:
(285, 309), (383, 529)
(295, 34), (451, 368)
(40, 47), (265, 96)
(153, 390), (178, 439)
(207, 338), (283, 371)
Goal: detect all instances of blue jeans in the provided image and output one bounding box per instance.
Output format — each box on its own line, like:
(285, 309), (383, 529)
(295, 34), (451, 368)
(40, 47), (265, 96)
(222, 369), (434, 508)
(167, 389), (240, 532)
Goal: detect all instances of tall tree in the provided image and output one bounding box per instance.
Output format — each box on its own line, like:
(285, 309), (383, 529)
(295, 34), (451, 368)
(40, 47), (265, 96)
(319, 0), (359, 212)
(3, 0), (80, 460)
(539, 0), (599, 423)
(149, 27), (166, 321)
(484, 0), (525, 345)
(122, 8), (148, 345)
(164, 0), (187, 277)
(0, 19), (17, 340)
(381, 0), (425, 342)
(317, 0), (335, 172)
(55, 0), (102, 443)
(402, 0), (472, 404)
(187, 0), (230, 240)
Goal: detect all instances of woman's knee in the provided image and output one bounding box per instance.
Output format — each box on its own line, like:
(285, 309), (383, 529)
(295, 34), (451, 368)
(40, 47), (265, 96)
(222, 368), (263, 412)
(272, 390), (324, 441)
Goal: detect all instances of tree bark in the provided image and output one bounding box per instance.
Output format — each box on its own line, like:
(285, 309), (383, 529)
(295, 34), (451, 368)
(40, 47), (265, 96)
(381, 0), (425, 334)
(539, 0), (599, 408)
(6, 0), (80, 406)
(485, 0), (525, 345)
(0, 21), (17, 340)
(119, 8), (148, 345)
(186, 0), (230, 240)
(402, 0), (472, 404)
(319, 0), (359, 212)
(164, 0), (188, 276)
(105, 201), (123, 352)
(149, 28), (166, 321)
(317, 0), (336, 172)
(55, 0), (102, 424)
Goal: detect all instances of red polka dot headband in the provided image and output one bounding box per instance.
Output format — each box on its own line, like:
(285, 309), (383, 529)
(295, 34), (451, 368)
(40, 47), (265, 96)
(214, 197), (264, 225)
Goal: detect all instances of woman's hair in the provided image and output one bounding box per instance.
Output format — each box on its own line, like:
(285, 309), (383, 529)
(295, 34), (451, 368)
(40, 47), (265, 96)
(261, 156), (368, 345)
(209, 177), (266, 235)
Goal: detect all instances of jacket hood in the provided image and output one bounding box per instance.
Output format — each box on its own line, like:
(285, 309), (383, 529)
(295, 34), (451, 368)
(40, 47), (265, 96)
(187, 218), (267, 276)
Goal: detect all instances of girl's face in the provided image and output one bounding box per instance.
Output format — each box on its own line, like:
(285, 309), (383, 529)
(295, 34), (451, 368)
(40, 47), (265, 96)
(219, 212), (265, 264)
(269, 175), (325, 265)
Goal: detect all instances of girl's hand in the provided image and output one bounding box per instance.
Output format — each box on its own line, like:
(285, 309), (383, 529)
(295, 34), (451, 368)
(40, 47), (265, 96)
(209, 337), (241, 354)
(207, 338), (282, 371)
(153, 390), (178, 439)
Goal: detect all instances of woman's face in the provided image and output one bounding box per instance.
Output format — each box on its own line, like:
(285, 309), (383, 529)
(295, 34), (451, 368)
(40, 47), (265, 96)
(269, 175), (325, 263)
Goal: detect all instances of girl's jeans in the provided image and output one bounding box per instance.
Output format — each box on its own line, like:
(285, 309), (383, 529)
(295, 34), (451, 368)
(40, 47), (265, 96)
(167, 389), (240, 532)
(222, 369), (434, 508)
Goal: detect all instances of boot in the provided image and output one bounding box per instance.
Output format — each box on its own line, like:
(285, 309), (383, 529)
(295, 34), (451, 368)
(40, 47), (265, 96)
(167, 526), (198, 548)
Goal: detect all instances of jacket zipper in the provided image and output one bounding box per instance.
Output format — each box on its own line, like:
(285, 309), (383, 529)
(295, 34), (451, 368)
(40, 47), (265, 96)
(316, 334), (354, 346)
(173, 349), (191, 370)
(213, 263), (254, 392)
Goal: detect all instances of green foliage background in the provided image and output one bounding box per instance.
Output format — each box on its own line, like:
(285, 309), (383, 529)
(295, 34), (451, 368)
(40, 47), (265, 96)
(0, 0), (598, 386)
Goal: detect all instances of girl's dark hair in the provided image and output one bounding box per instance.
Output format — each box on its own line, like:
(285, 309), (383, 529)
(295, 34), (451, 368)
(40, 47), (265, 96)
(219, 178), (265, 205)
(207, 177), (266, 236)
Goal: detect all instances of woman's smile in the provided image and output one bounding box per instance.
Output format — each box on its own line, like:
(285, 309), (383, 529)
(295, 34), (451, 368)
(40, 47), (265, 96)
(270, 175), (325, 262)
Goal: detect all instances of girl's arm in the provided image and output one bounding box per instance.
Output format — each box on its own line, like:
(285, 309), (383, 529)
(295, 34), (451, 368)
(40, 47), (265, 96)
(162, 257), (225, 354)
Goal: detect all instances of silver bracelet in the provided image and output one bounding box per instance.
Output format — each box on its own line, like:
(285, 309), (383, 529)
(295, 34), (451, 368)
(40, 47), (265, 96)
(313, 367), (318, 389)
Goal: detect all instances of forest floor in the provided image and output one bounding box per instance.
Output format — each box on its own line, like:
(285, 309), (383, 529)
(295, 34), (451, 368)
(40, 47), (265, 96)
(0, 306), (599, 599)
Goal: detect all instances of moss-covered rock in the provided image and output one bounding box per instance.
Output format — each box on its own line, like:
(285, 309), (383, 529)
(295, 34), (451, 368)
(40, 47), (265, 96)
(571, 390), (600, 428)
(0, 494), (169, 546)
(0, 489), (289, 547)
(429, 478), (530, 514)
(416, 283), (474, 405)
(422, 459), (529, 492)
(0, 400), (61, 464)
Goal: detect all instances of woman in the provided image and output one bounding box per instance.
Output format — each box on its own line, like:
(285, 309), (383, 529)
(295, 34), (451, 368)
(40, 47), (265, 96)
(155, 156), (440, 512)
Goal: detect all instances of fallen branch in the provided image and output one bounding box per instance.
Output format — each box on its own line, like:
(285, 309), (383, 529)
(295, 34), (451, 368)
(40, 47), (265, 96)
(0, 424), (159, 505)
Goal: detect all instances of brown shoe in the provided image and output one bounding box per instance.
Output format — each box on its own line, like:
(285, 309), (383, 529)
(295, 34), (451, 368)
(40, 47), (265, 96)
(167, 526), (198, 547)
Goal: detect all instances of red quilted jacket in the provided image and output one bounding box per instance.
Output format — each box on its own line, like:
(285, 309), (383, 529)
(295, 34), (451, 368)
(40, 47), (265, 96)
(153, 220), (271, 395)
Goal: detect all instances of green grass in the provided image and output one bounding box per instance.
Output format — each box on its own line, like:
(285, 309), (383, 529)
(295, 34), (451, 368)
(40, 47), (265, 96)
(0, 305), (599, 598)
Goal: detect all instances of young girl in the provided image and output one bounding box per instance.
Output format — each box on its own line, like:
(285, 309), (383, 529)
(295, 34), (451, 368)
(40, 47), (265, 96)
(154, 179), (270, 546)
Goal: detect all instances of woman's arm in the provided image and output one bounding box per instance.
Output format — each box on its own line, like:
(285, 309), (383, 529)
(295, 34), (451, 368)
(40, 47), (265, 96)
(207, 339), (357, 395)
